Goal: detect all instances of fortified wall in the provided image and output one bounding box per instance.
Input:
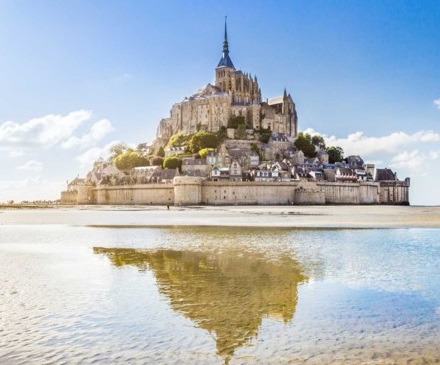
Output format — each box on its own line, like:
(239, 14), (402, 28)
(61, 177), (410, 206)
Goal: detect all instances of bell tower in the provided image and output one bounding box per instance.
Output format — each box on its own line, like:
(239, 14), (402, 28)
(215, 17), (235, 93)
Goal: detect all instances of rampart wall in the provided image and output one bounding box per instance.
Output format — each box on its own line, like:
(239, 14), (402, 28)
(61, 178), (410, 206)
(95, 184), (174, 205)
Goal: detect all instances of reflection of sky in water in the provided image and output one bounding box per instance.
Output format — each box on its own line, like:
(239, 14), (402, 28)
(1, 224), (440, 364)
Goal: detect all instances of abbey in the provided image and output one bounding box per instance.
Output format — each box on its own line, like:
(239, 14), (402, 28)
(156, 21), (298, 144)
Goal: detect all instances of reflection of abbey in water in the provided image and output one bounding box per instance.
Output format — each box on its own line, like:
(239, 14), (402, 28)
(94, 247), (307, 361)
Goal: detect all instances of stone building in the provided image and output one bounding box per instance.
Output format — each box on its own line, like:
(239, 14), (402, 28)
(155, 20), (298, 144)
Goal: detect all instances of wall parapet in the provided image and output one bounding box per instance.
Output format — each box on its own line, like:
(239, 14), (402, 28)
(62, 179), (409, 206)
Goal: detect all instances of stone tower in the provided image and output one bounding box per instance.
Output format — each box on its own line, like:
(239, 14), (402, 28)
(215, 18), (262, 106)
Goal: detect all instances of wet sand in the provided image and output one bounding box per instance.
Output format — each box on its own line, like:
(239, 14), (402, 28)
(1, 205), (439, 228)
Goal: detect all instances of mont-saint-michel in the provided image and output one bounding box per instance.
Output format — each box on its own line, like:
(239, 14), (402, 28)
(61, 22), (410, 206)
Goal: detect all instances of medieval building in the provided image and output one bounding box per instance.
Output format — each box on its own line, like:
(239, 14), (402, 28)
(155, 21), (298, 144)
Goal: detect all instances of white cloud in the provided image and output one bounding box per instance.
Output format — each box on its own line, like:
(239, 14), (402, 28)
(8, 149), (25, 158)
(0, 110), (92, 148)
(390, 150), (423, 171)
(75, 140), (120, 167)
(324, 130), (440, 157)
(61, 119), (114, 149)
(434, 98), (440, 109)
(16, 160), (43, 172)
(390, 149), (440, 172)
(0, 177), (65, 202)
(429, 150), (440, 160)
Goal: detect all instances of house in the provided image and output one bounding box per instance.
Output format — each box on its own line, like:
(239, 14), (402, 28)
(291, 149), (305, 164)
(336, 168), (357, 183)
(229, 148), (249, 170)
(67, 177), (86, 192)
(88, 162), (125, 185)
(249, 151), (260, 167)
(317, 150), (329, 164)
(133, 165), (162, 184)
(345, 155), (364, 168)
(181, 158), (208, 175)
(206, 149), (218, 166)
(354, 168), (368, 181)
(375, 168), (397, 181)
(304, 157), (321, 167)
(254, 169), (276, 182)
(291, 166), (309, 181)
(164, 146), (186, 157)
(279, 170), (292, 181)
(269, 133), (292, 159)
(271, 166), (280, 181)
(160, 168), (180, 183)
(217, 144), (231, 167)
(210, 167), (221, 181)
(229, 160), (242, 182)
(308, 170), (324, 182)
(210, 166), (230, 181)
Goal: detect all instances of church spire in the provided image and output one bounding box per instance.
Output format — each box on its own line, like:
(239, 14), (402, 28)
(217, 17), (235, 69)
(223, 16), (229, 55)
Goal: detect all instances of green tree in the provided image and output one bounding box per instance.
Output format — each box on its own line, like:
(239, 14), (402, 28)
(294, 132), (316, 158)
(109, 143), (132, 162)
(258, 127), (272, 143)
(216, 126), (227, 143)
(114, 151), (149, 170)
(311, 135), (326, 150)
(156, 146), (165, 157)
(163, 156), (182, 170)
(188, 132), (218, 153)
(150, 156), (164, 166)
(166, 133), (192, 148)
(198, 148), (214, 158)
(227, 116), (245, 129)
(236, 124), (247, 139)
(326, 146), (344, 164)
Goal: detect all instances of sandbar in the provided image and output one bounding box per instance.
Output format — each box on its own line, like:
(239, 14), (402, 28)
(1, 205), (440, 229)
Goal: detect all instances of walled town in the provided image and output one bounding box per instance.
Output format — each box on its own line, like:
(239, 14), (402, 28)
(61, 21), (410, 206)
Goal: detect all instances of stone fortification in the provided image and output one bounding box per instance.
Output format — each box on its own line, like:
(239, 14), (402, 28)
(62, 178), (409, 206)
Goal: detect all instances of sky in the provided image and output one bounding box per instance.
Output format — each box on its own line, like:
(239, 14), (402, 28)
(0, 0), (439, 205)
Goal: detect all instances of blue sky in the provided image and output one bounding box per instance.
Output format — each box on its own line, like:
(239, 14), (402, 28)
(1, 0), (439, 205)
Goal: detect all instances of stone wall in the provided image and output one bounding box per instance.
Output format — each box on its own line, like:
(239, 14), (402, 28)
(95, 184), (174, 205)
(60, 190), (78, 205)
(201, 181), (296, 205)
(174, 177), (203, 206)
(61, 178), (410, 206)
(379, 182), (410, 205)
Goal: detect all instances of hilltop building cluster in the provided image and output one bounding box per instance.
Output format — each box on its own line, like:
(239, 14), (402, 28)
(61, 21), (410, 206)
(155, 21), (297, 148)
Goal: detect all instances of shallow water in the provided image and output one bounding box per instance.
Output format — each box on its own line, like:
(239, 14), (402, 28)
(1, 211), (440, 364)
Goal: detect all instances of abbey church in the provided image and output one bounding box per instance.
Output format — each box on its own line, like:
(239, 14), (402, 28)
(155, 21), (298, 144)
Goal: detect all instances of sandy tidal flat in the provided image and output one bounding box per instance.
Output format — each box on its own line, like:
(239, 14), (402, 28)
(1, 205), (439, 228)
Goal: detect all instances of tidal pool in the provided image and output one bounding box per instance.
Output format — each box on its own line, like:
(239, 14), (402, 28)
(1, 211), (440, 364)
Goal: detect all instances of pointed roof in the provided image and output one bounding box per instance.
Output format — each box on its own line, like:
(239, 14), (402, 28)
(217, 17), (235, 69)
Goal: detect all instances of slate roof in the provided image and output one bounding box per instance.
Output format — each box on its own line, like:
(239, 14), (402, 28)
(182, 158), (207, 165)
(217, 54), (235, 68)
(376, 168), (396, 181)
(68, 177), (85, 186)
(161, 168), (178, 181)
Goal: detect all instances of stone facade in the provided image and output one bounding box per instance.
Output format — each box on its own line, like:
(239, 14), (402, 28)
(155, 21), (298, 144)
(61, 178), (410, 206)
